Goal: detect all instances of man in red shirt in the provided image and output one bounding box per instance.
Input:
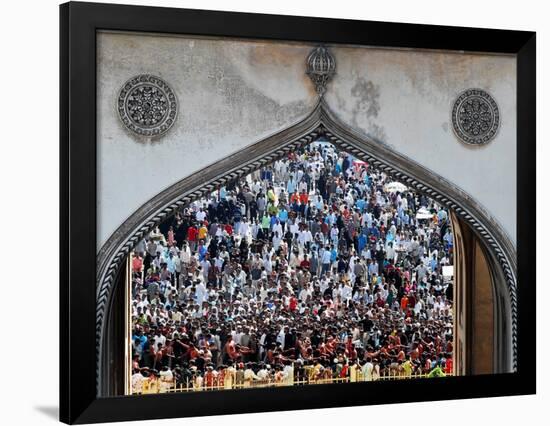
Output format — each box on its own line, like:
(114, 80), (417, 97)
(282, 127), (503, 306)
(224, 336), (239, 363)
(400, 295), (409, 312)
(288, 296), (298, 312)
(444, 354), (453, 374)
(132, 253), (144, 273)
(300, 254), (310, 270)
(187, 225), (198, 251)
(299, 190), (309, 205)
(345, 336), (357, 361)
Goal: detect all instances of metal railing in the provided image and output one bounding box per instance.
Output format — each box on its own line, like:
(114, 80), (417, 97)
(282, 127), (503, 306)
(133, 368), (450, 395)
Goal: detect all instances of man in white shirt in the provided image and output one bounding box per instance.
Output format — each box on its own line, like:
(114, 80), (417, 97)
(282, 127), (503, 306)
(159, 367), (174, 392)
(131, 370), (145, 393)
(179, 242), (191, 266)
(153, 330), (166, 349)
(386, 242), (396, 262)
(321, 247), (332, 275)
(289, 220), (299, 238)
(330, 225), (339, 244)
(196, 208), (206, 222)
(341, 282), (353, 301)
(272, 231), (282, 250)
(298, 228), (313, 247)
(272, 219), (283, 237)
(195, 280), (208, 305)
(239, 219), (250, 238)
(299, 284), (312, 303)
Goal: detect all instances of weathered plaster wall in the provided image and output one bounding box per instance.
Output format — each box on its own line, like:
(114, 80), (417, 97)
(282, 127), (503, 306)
(97, 32), (318, 249)
(97, 31), (516, 249)
(325, 47), (516, 244)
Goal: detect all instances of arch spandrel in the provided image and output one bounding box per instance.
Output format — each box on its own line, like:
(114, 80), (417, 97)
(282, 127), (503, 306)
(96, 98), (517, 396)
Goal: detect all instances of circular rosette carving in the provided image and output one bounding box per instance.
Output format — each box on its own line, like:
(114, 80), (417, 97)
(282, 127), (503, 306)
(451, 88), (500, 145)
(117, 74), (178, 138)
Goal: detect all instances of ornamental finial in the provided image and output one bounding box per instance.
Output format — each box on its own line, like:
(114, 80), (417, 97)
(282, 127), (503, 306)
(306, 45), (336, 97)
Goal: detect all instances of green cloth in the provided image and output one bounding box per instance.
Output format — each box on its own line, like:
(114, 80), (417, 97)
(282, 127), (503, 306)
(428, 366), (446, 378)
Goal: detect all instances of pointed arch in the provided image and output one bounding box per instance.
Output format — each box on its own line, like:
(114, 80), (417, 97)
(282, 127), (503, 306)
(96, 99), (516, 395)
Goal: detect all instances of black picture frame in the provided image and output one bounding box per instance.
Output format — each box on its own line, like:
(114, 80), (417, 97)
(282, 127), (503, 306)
(60, 1), (536, 424)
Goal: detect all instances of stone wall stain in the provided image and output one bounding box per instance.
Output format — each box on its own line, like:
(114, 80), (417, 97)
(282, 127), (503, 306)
(350, 77), (381, 122)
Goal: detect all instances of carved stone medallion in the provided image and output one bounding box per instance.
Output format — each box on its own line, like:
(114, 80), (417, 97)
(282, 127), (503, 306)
(117, 74), (178, 137)
(451, 88), (500, 145)
(306, 46), (336, 96)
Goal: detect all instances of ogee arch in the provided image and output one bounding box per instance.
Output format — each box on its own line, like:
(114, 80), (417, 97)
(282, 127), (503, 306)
(96, 99), (517, 395)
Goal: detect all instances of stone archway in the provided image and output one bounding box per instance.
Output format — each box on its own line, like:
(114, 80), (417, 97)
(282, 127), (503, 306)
(96, 99), (517, 396)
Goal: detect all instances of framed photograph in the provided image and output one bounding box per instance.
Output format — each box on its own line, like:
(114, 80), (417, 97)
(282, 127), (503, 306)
(60, 1), (536, 424)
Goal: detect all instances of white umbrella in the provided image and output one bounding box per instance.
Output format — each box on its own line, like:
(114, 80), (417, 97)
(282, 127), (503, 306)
(442, 265), (454, 278)
(416, 208), (434, 220)
(384, 181), (407, 193)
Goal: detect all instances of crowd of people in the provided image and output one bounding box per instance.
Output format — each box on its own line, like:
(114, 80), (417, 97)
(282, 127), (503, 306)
(130, 141), (455, 394)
